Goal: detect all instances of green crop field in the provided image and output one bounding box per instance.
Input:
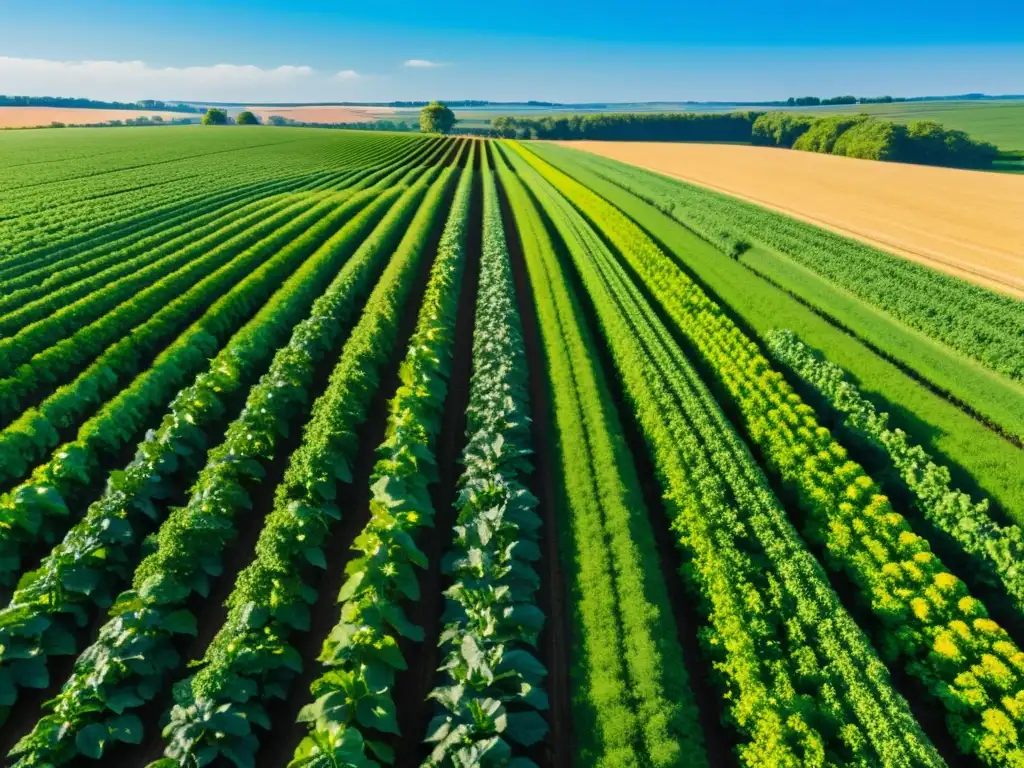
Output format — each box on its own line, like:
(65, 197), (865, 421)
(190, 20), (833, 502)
(0, 125), (1021, 768)
(805, 100), (1024, 150)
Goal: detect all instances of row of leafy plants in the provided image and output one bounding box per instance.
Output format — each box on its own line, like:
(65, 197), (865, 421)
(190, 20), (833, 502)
(416, 157), (549, 766)
(513, 141), (1024, 766)
(155, 158), (465, 767)
(0, 130), (408, 252)
(0, 143), (437, 492)
(281, 148), (474, 768)
(506, 142), (942, 766)
(766, 329), (1024, 613)
(0, 193), (348, 492)
(4, 163), (451, 767)
(497, 154), (709, 767)
(0, 130), (428, 285)
(0, 182), (412, 720)
(0, 175), (328, 308)
(0, 193), (313, 382)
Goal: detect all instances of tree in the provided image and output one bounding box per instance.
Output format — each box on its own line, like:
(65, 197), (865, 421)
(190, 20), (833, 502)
(236, 110), (260, 125)
(201, 108), (230, 125)
(267, 115), (289, 126)
(419, 101), (456, 134)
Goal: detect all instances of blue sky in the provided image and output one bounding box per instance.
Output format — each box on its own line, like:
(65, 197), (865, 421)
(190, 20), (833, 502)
(1, 0), (1022, 102)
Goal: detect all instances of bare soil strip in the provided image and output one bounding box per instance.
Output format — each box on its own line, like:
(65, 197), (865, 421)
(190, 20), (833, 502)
(558, 141), (1024, 298)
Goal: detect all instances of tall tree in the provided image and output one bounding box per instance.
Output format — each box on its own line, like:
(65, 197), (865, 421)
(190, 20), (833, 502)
(419, 101), (457, 134)
(201, 108), (230, 126)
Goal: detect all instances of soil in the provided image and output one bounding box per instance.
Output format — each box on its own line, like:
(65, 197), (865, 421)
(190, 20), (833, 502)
(557, 141), (1024, 298)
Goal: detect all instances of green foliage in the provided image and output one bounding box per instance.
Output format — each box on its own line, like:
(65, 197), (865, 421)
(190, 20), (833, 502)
(499, 149), (709, 767)
(508, 140), (941, 767)
(160, 163), (460, 768)
(512, 141), (1024, 767)
(531, 144), (1024, 389)
(491, 111), (759, 142)
(767, 330), (1024, 613)
(291, 153), (472, 767)
(420, 101), (457, 134)
(0, 181), (409, 723)
(792, 115), (869, 153)
(5, 153), (455, 767)
(201, 108), (230, 126)
(235, 110), (259, 125)
(419, 155), (550, 768)
(831, 119), (903, 160)
(751, 112), (816, 147)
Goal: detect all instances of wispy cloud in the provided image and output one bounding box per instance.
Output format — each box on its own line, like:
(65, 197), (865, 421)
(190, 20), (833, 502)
(403, 59), (447, 69)
(0, 56), (325, 101)
(334, 69), (361, 80)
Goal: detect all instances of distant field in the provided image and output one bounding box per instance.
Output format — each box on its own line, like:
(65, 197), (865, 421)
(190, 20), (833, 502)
(805, 101), (1024, 150)
(441, 99), (1024, 151)
(0, 106), (190, 128)
(560, 140), (1024, 297)
(244, 104), (398, 123)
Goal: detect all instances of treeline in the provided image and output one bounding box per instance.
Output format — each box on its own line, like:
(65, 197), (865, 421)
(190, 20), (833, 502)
(490, 112), (759, 141)
(752, 112), (1000, 168)
(0, 95), (201, 113)
(490, 109), (999, 169)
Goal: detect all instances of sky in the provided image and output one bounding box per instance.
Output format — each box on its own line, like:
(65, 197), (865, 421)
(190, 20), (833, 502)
(1, 0), (1023, 103)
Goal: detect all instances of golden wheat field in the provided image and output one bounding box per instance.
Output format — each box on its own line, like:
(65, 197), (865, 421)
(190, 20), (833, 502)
(561, 140), (1024, 297)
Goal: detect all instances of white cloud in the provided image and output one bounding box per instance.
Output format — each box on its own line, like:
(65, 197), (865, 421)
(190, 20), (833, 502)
(334, 69), (361, 81)
(403, 59), (446, 69)
(0, 56), (330, 102)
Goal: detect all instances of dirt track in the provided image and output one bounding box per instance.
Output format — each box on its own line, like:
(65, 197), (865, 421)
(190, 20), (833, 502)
(558, 141), (1024, 298)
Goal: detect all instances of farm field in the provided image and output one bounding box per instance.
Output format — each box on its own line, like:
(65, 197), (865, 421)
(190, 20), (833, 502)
(556, 140), (1024, 297)
(0, 125), (1021, 768)
(0, 106), (193, 128)
(243, 105), (400, 124)
(804, 100), (1024, 151)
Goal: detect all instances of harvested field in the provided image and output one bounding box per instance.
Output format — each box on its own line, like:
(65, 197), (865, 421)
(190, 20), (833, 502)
(558, 140), (1024, 297)
(0, 106), (188, 128)
(245, 104), (397, 124)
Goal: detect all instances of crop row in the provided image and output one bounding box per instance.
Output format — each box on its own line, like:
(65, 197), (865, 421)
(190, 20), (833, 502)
(0, 134), (432, 259)
(0, 182), (413, 722)
(5, 156), (454, 766)
(0, 133), (434, 286)
(513, 141), (1024, 766)
(157, 159), (463, 767)
(506, 142), (941, 766)
(0, 190), (381, 598)
(497, 153), (709, 767)
(767, 329), (1024, 613)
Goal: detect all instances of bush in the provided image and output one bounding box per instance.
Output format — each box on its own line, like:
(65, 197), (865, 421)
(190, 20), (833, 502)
(235, 110), (259, 125)
(793, 115), (869, 153)
(904, 120), (999, 168)
(751, 112), (816, 147)
(832, 119), (904, 160)
(420, 101), (456, 134)
(201, 108), (230, 126)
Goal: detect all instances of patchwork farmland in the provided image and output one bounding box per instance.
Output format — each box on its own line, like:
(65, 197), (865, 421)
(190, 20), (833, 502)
(0, 125), (1021, 768)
